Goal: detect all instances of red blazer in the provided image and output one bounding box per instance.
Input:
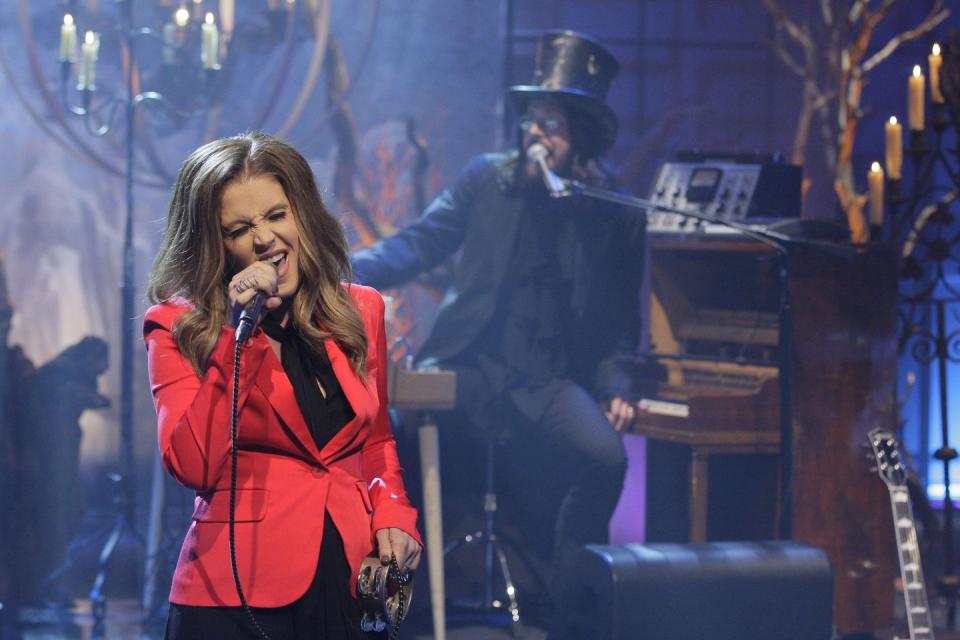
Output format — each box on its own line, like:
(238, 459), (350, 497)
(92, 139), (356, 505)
(143, 284), (421, 607)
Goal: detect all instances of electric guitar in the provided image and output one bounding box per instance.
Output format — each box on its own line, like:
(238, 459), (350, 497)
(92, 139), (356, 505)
(867, 428), (935, 640)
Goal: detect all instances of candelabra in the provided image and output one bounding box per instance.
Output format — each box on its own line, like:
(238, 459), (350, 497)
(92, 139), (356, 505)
(878, 35), (960, 629)
(0, 0), (384, 632)
(58, 3), (223, 633)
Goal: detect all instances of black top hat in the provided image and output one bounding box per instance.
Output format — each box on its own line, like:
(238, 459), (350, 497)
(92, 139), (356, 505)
(508, 30), (620, 156)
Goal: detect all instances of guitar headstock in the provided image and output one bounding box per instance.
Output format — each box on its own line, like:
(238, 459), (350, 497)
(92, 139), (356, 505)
(867, 428), (907, 488)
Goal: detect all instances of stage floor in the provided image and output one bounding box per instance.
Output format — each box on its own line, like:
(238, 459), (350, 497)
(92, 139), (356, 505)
(9, 598), (547, 640)
(6, 596), (960, 640)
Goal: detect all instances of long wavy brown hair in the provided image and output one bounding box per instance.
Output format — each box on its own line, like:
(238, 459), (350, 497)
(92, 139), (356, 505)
(148, 132), (367, 378)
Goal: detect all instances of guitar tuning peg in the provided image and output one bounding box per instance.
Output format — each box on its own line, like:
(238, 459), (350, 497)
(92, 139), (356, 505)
(869, 465), (878, 473)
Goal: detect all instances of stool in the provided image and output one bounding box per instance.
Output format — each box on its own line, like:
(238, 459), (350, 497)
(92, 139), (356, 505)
(443, 437), (521, 628)
(390, 365), (456, 640)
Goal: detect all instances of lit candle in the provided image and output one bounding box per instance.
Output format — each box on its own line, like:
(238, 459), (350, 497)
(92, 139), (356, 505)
(868, 162), (884, 227)
(201, 12), (219, 69)
(78, 30), (100, 90)
(59, 14), (77, 62)
(218, 0), (234, 41)
(162, 22), (176, 65)
(908, 64), (925, 131)
(174, 7), (189, 45)
(286, 0), (295, 10)
(884, 116), (903, 180)
(191, 0), (203, 21)
(929, 43), (944, 104)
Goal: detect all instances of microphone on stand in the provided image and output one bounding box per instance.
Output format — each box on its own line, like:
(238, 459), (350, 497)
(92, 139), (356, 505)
(235, 291), (267, 344)
(526, 143), (569, 198)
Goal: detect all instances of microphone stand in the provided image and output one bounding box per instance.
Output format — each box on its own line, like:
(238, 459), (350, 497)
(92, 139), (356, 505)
(550, 174), (819, 540)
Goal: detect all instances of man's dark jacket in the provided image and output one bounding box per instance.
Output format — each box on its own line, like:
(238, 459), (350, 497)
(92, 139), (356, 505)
(351, 152), (644, 400)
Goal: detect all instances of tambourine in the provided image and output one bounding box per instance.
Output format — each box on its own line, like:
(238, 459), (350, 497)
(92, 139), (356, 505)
(356, 555), (413, 636)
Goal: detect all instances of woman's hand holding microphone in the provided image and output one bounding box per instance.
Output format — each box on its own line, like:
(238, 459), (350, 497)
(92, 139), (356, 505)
(227, 262), (282, 327)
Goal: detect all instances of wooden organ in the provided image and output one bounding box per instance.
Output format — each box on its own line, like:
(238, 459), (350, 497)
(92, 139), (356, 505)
(632, 232), (899, 635)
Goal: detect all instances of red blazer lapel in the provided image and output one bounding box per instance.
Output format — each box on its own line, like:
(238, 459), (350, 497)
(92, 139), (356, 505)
(253, 336), (323, 462)
(318, 337), (376, 463)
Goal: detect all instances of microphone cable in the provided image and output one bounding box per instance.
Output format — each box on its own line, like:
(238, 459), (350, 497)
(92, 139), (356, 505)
(230, 340), (272, 640)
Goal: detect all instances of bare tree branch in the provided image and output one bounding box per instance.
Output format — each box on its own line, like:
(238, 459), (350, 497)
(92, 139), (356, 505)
(862, 7), (949, 73)
(761, 0), (814, 49)
(863, 0), (900, 30)
(767, 34), (808, 77)
(847, 0), (868, 27)
(819, 0), (833, 27)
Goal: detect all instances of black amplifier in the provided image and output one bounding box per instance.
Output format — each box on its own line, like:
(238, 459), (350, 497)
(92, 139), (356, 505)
(559, 541), (833, 640)
(647, 151), (802, 234)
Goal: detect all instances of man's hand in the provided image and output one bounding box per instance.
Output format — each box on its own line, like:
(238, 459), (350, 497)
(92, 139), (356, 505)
(604, 395), (636, 433)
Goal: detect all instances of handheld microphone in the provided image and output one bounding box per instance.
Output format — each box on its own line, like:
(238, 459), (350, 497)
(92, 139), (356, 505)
(526, 143), (569, 198)
(235, 291), (267, 344)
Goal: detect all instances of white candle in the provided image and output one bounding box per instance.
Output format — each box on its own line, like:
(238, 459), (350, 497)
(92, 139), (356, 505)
(201, 12), (219, 69)
(59, 14), (77, 62)
(162, 22), (176, 64)
(884, 116), (903, 180)
(78, 30), (100, 90)
(218, 0), (234, 41)
(174, 7), (189, 46)
(929, 43), (944, 104)
(908, 64), (925, 131)
(868, 162), (884, 227)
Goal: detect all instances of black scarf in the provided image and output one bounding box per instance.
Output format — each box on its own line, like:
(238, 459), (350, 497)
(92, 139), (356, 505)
(260, 317), (355, 450)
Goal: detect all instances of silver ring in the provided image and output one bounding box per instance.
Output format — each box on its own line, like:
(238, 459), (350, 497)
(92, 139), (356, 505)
(234, 282), (245, 293)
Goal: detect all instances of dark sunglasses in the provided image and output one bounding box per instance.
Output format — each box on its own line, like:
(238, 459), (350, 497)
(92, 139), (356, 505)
(518, 115), (565, 133)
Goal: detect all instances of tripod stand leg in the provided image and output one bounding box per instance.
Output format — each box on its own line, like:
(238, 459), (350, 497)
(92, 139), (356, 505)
(482, 440), (496, 611)
(89, 511), (124, 630)
(484, 527), (495, 611)
(492, 541), (519, 623)
(418, 416), (446, 640)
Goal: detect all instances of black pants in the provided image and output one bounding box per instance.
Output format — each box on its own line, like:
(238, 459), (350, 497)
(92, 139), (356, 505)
(437, 368), (628, 622)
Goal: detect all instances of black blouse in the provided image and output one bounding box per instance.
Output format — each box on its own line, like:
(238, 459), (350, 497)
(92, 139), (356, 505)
(260, 317), (355, 448)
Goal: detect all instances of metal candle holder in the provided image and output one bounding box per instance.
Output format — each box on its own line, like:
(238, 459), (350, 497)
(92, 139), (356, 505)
(884, 89), (960, 628)
(53, 0), (220, 631)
